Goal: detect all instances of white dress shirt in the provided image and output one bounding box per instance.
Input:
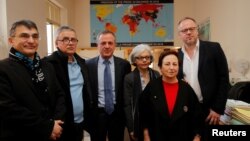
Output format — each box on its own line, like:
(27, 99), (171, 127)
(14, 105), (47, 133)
(182, 40), (203, 102)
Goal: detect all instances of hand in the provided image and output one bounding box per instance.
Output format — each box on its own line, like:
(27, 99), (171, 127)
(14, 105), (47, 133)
(205, 109), (221, 125)
(50, 120), (64, 140)
(129, 132), (137, 141)
(182, 78), (189, 84)
(143, 129), (150, 141)
(193, 134), (201, 141)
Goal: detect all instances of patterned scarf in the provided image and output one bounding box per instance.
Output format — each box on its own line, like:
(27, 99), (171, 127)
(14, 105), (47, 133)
(9, 47), (48, 97)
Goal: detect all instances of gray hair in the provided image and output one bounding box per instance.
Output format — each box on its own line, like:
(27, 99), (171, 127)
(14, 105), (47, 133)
(177, 17), (198, 31)
(177, 17), (197, 26)
(96, 30), (116, 43)
(55, 25), (76, 39)
(9, 19), (38, 37)
(129, 44), (153, 66)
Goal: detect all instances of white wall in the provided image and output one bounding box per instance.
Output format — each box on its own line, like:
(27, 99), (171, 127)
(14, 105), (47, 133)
(0, 0), (8, 59)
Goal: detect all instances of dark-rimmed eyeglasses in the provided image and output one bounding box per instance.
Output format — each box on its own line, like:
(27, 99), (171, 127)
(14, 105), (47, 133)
(57, 38), (78, 44)
(135, 56), (151, 61)
(179, 27), (197, 34)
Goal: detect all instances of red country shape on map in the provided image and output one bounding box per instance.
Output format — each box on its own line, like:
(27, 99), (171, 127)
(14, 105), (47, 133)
(122, 4), (163, 35)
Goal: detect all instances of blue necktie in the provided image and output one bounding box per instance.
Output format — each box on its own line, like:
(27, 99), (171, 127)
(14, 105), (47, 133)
(104, 60), (114, 114)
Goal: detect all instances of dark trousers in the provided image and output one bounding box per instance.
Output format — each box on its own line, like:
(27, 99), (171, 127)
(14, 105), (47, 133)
(59, 121), (84, 141)
(200, 103), (210, 141)
(90, 107), (125, 141)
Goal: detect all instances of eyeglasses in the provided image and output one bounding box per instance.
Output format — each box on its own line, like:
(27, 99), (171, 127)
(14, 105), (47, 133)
(179, 27), (197, 34)
(13, 33), (40, 41)
(135, 56), (151, 61)
(58, 38), (78, 44)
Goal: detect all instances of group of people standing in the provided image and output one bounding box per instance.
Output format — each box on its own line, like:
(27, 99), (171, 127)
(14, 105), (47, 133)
(0, 16), (230, 141)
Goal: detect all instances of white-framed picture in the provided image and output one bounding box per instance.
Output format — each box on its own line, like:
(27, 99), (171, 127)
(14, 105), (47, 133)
(198, 18), (210, 41)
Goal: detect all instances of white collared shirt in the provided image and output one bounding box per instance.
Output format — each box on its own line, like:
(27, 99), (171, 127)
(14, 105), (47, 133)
(182, 40), (203, 102)
(97, 56), (116, 107)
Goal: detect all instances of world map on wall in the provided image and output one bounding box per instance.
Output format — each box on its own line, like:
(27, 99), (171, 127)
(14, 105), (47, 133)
(90, 1), (173, 47)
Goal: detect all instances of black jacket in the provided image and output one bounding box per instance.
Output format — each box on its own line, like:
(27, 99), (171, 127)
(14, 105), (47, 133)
(86, 55), (131, 120)
(0, 57), (66, 141)
(124, 67), (160, 136)
(178, 40), (230, 115)
(139, 77), (203, 141)
(44, 51), (93, 136)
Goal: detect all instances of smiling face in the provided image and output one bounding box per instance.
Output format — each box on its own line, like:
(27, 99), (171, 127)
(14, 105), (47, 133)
(97, 33), (116, 59)
(8, 25), (39, 59)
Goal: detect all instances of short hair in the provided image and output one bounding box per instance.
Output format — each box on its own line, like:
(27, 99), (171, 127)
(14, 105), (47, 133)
(177, 16), (197, 26)
(55, 26), (76, 39)
(129, 44), (153, 66)
(9, 19), (38, 37)
(96, 30), (116, 43)
(158, 49), (181, 68)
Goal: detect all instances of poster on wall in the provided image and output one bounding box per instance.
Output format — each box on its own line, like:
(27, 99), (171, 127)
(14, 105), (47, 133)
(198, 18), (210, 41)
(90, 0), (174, 47)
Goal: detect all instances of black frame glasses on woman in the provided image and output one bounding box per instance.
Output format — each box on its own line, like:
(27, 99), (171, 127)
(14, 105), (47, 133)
(135, 56), (151, 61)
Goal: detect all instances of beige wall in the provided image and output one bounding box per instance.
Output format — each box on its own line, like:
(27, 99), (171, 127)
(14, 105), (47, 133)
(174, 0), (195, 46)
(5, 0), (47, 57)
(73, 0), (90, 48)
(192, 0), (250, 80)
(52, 0), (75, 26)
(0, 0), (75, 58)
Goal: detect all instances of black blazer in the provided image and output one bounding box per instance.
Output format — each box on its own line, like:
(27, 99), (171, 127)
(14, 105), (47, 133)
(178, 40), (230, 115)
(44, 51), (93, 133)
(124, 67), (160, 136)
(86, 55), (131, 116)
(0, 58), (66, 141)
(139, 77), (203, 141)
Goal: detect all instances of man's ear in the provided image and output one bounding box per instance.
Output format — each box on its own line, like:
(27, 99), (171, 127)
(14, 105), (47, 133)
(8, 37), (14, 46)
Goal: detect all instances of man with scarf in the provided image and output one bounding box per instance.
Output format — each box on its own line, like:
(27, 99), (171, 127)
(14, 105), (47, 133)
(0, 19), (66, 141)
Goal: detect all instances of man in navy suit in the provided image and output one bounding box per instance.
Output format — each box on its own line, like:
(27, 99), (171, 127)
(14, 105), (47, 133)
(177, 17), (230, 125)
(86, 30), (131, 141)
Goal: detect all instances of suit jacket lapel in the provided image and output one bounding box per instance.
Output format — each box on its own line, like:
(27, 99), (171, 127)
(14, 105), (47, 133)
(93, 57), (99, 91)
(152, 79), (170, 119)
(198, 41), (205, 73)
(133, 68), (142, 107)
(10, 60), (37, 96)
(171, 81), (188, 123)
(114, 56), (120, 99)
(178, 49), (185, 79)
